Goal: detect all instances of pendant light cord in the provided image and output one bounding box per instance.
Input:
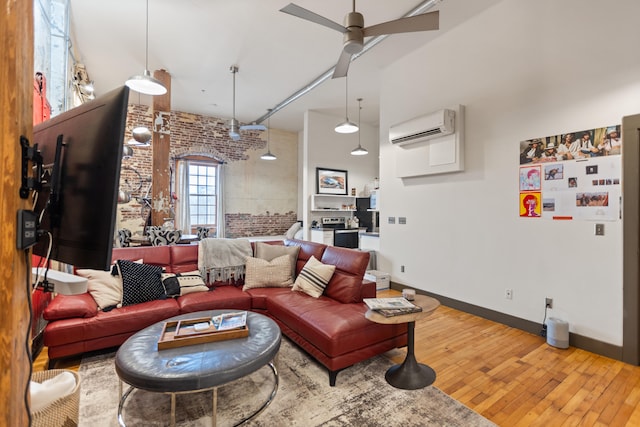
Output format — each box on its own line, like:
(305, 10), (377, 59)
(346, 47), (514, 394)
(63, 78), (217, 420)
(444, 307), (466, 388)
(357, 98), (362, 145)
(267, 110), (271, 150)
(231, 66), (238, 119)
(145, 0), (150, 70)
(344, 76), (349, 119)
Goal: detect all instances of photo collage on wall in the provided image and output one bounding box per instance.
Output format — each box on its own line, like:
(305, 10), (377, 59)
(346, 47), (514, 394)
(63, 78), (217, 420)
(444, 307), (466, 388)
(518, 125), (621, 220)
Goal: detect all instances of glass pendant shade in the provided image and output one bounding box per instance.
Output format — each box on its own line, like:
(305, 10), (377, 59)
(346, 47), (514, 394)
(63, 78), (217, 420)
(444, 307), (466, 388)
(260, 151), (277, 160)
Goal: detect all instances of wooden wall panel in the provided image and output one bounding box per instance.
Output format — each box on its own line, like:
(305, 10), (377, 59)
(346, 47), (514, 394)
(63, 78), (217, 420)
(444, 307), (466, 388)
(0, 1), (34, 425)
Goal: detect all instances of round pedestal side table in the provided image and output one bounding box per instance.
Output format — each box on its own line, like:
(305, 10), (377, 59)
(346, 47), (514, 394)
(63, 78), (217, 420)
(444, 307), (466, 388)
(365, 294), (440, 390)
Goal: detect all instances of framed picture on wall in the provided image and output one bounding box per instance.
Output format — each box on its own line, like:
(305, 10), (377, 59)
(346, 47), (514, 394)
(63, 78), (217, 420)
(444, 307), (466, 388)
(316, 167), (348, 195)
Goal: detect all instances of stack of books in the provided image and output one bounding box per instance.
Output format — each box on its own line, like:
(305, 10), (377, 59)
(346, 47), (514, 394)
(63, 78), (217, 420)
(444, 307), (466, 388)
(363, 297), (423, 317)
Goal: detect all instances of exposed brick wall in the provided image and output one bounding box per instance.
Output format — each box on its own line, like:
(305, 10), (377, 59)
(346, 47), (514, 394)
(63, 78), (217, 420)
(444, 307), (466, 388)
(119, 104), (296, 235)
(225, 211), (297, 238)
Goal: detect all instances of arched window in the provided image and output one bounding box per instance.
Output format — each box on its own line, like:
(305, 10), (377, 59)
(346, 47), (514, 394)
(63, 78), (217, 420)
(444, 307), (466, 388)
(175, 156), (221, 235)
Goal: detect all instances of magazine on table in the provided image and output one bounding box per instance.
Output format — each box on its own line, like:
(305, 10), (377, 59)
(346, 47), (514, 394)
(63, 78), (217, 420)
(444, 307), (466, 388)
(376, 305), (423, 317)
(212, 311), (247, 331)
(363, 297), (418, 310)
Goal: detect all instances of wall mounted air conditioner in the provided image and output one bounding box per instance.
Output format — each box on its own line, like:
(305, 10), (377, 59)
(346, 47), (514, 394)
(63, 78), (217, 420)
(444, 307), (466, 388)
(389, 109), (455, 146)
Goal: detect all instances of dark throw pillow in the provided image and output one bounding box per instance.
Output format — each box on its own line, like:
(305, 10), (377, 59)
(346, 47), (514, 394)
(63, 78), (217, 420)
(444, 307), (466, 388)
(116, 260), (165, 306)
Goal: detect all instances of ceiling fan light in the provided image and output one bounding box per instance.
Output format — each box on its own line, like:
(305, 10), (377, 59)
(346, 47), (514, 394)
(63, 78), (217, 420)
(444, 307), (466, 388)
(261, 151), (277, 161)
(351, 145), (368, 156)
(335, 120), (359, 133)
(125, 70), (167, 96)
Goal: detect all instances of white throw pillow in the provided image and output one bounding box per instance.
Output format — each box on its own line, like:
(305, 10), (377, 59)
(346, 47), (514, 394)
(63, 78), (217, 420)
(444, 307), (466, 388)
(285, 222), (302, 239)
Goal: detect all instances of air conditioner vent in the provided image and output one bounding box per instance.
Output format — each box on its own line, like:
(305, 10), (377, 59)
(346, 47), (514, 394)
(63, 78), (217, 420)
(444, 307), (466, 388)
(389, 109), (455, 146)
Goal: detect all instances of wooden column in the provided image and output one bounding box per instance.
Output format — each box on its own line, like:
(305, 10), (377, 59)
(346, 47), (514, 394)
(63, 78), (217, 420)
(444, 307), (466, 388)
(151, 69), (172, 226)
(1, 1), (33, 426)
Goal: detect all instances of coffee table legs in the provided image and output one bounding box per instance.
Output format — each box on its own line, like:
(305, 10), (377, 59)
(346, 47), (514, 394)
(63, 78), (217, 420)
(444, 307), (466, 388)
(117, 361), (278, 426)
(385, 321), (436, 390)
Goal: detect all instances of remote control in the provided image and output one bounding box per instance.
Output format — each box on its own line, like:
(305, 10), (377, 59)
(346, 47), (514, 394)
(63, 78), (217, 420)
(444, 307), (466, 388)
(193, 322), (210, 331)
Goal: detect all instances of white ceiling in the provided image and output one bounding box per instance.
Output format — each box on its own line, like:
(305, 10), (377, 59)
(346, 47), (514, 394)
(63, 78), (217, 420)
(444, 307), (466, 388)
(69, 0), (496, 132)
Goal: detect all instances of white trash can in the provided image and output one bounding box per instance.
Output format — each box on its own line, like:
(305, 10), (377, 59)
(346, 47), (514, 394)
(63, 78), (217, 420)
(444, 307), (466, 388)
(547, 317), (569, 349)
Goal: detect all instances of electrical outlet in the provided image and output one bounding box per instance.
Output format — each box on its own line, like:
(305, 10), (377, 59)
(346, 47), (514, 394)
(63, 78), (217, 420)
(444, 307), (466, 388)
(545, 297), (553, 309)
(505, 288), (513, 300)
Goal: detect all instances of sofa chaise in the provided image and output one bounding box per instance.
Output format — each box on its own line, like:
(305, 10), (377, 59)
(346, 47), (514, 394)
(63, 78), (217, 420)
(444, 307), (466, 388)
(43, 239), (407, 385)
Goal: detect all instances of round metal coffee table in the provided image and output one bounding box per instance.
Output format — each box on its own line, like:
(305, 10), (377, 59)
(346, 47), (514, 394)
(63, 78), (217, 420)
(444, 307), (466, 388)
(115, 310), (281, 427)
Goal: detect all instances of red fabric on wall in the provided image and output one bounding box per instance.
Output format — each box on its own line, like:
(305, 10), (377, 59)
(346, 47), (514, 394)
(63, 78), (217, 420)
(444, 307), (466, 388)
(33, 72), (51, 125)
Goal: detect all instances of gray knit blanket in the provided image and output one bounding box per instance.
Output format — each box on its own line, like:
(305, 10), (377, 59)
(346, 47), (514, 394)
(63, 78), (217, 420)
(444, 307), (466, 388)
(197, 238), (253, 284)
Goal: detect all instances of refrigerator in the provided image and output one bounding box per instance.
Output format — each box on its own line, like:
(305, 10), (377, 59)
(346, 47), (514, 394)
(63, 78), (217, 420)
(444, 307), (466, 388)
(355, 197), (379, 232)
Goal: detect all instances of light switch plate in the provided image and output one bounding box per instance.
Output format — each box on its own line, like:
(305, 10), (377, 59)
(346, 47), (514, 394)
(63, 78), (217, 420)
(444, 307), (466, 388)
(595, 224), (605, 236)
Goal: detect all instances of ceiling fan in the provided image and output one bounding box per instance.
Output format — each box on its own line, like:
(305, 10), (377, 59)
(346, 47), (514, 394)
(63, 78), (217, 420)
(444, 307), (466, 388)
(280, 1), (440, 78)
(228, 66), (266, 141)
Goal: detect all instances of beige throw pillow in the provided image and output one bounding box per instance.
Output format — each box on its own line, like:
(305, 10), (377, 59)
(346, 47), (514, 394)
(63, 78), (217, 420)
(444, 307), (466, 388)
(76, 269), (123, 310)
(161, 271), (209, 297)
(255, 242), (300, 279)
(292, 256), (336, 298)
(243, 255), (294, 290)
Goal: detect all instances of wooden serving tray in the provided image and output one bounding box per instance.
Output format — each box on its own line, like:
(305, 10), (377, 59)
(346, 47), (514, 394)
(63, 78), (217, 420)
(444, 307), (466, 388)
(157, 316), (249, 350)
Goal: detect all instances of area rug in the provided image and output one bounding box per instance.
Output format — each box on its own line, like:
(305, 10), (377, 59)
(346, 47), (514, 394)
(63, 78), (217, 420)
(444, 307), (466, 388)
(79, 338), (495, 426)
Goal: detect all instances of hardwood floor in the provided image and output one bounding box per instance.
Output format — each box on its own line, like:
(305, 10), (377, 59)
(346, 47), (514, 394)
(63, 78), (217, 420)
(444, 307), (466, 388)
(33, 290), (640, 426)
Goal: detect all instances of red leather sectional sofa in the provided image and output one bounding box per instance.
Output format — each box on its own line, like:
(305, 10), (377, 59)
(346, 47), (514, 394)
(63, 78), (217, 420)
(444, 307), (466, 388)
(43, 239), (407, 385)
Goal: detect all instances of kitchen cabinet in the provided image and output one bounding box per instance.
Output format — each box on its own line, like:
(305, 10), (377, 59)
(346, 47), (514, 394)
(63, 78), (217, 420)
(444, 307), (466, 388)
(310, 229), (334, 245)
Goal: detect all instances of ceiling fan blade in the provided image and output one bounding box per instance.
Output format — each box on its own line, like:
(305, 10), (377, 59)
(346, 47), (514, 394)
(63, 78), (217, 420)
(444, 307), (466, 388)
(280, 3), (347, 34)
(240, 124), (267, 131)
(363, 11), (439, 37)
(332, 50), (353, 79)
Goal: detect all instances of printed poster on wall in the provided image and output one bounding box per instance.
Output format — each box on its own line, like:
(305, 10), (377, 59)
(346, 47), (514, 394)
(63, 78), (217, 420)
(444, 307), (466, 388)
(518, 125), (621, 221)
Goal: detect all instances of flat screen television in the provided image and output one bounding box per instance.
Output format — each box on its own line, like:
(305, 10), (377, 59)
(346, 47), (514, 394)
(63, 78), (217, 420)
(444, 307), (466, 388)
(32, 86), (130, 270)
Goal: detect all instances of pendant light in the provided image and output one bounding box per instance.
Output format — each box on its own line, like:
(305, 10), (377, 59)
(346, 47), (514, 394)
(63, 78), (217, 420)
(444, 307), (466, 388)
(125, 0), (167, 96)
(351, 98), (368, 156)
(261, 111), (277, 160)
(335, 75), (358, 134)
(127, 93), (152, 146)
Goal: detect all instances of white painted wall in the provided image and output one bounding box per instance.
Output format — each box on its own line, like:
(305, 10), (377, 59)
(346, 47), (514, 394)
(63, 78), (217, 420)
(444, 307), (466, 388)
(378, 0), (640, 346)
(302, 110), (380, 238)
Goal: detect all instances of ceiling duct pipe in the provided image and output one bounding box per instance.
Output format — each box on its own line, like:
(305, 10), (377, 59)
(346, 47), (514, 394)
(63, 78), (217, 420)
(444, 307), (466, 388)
(253, 0), (442, 125)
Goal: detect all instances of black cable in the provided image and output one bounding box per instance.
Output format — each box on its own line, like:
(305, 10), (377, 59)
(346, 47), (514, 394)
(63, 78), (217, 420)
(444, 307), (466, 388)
(24, 249), (33, 426)
(540, 305), (548, 338)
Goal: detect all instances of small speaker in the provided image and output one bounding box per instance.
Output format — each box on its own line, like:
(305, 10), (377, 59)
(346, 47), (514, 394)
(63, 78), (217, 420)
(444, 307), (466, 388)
(547, 317), (569, 349)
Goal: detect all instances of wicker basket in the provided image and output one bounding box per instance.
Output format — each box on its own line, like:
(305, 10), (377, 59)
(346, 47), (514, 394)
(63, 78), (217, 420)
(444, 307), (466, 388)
(31, 369), (81, 427)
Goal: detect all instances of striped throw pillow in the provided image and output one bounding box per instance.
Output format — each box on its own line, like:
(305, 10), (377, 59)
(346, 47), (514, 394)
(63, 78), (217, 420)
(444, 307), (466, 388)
(292, 256), (335, 298)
